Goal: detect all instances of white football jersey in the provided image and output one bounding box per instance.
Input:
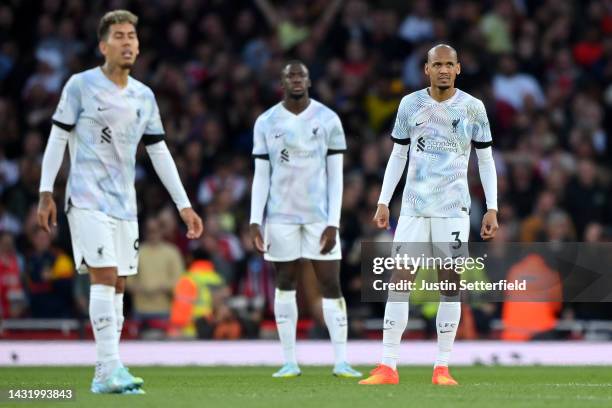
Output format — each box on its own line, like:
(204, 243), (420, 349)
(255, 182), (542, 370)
(253, 99), (346, 224)
(391, 88), (492, 218)
(52, 67), (164, 221)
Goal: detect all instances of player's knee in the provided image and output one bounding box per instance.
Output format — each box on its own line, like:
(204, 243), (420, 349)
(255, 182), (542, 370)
(319, 279), (342, 298)
(89, 267), (118, 286)
(276, 275), (297, 291)
(115, 277), (126, 293)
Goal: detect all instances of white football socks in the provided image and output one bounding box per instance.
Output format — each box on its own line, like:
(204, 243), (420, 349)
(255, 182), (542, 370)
(274, 289), (298, 365)
(90, 284), (120, 379)
(381, 290), (409, 370)
(435, 294), (461, 367)
(322, 297), (348, 366)
(114, 292), (124, 347)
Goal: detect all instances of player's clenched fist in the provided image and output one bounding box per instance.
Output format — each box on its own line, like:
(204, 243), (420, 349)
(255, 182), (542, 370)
(179, 207), (204, 239)
(37, 192), (57, 233)
(249, 223), (265, 253)
(373, 204), (390, 229)
(480, 209), (498, 240)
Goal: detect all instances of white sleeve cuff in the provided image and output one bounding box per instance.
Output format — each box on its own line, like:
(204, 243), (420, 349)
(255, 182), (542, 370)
(475, 146), (498, 211)
(326, 153), (343, 228)
(250, 158), (271, 225)
(145, 141), (191, 210)
(39, 124), (69, 193)
(378, 143), (409, 206)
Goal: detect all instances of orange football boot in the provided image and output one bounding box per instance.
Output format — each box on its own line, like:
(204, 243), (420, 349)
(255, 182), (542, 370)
(432, 366), (458, 386)
(358, 364), (399, 385)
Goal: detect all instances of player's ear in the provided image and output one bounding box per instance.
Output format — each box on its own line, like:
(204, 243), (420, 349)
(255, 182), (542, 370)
(424, 63), (429, 76)
(456, 62), (461, 76)
(99, 41), (107, 58)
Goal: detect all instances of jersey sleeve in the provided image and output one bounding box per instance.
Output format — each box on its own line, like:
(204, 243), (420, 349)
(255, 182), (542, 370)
(390, 96), (411, 145)
(252, 117), (269, 160)
(471, 100), (493, 148)
(327, 113), (346, 155)
(142, 91), (165, 146)
(52, 75), (81, 131)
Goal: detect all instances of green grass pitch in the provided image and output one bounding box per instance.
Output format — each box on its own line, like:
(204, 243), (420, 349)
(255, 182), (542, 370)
(1, 366), (611, 407)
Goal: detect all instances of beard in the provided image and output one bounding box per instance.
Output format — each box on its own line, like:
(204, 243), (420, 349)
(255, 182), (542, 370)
(119, 62), (134, 70)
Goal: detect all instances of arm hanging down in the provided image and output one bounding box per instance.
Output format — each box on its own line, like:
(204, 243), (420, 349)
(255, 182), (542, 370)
(39, 125), (70, 193)
(475, 146), (497, 211)
(146, 141), (203, 239)
(378, 143), (409, 206)
(373, 142), (409, 229)
(145, 141), (191, 210)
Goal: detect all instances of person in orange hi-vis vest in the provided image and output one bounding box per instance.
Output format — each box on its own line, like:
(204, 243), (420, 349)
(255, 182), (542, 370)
(168, 259), (233, 338)
(501, 254), (563, 341)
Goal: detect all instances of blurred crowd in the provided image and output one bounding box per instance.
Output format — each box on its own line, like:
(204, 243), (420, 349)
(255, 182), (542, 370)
(0, 0), (611, 340)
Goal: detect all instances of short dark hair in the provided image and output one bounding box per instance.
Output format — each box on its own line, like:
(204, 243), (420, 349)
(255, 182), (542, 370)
(281, 60), (308, 76)
(98, 10), (138, 41)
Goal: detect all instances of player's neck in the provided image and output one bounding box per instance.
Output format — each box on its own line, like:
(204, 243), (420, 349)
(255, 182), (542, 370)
(101, 63), (130, 88)
(282, 96), (310, 115)
(428, 86), (456, 103)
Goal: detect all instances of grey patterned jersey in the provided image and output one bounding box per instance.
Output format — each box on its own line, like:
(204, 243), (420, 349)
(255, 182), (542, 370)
(52, 67), (165, 221)
(391, 88), (492, 218)
(252, 99), (346, 224)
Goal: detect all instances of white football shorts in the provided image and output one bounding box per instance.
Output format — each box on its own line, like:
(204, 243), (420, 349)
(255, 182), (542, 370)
(67, 207), (139, 276)
(393, 216), (470, 259)
(263, 222), (341, 262)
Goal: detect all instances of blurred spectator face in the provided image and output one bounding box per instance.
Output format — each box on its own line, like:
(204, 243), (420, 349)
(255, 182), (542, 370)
(425, 46), (460, 90)
(576, 160), (597, 187)
(99, 22), (139, 69)
(159, 207), (179, 239)
(583, 223), (603, 242)
(281, 63), (310, 99)
(145, 218), (163, 244)
(0, 232), (14, 255)
(499, 55), (517, 76)
(23, 131), (42, 157)
(289, 3), (308, 24)
(346, 40), (366, 63)
(32, 228), (51, 252)
(413, 0), (431, 16)
(200, 14), (225, 44)
(169, 21), (189, 48)
(37, 14), (55, 39)
(236, 10), (255, 36)
(546, 211), (572, 241)
(360, 143), (380, 173)
(535, 191), (556, 214)
(343, 0), (368, 24)
(58, 19), (76, 40)
(202, 119), (223, 147)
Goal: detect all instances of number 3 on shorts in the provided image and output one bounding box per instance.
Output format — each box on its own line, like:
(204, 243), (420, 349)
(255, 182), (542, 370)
(451, 231), (461, 249)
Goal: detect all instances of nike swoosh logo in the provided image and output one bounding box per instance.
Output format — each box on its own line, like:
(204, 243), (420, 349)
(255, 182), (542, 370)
(98, 107), (109, 111)
(439, 330), (453, 333)
(416, 121), (425, 126)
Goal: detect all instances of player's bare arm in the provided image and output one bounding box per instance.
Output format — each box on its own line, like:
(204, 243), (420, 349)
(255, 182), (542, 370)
(37, 192), (57, 233)
(249, 223), (265, 253)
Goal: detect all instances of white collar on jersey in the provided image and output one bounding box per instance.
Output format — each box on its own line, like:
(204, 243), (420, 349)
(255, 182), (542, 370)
(279, 99), (313, 117)
(425, 87), (462, 105)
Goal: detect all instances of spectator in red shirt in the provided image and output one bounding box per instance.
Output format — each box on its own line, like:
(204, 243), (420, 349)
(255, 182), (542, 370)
(0, 231), (26, 318)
